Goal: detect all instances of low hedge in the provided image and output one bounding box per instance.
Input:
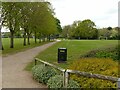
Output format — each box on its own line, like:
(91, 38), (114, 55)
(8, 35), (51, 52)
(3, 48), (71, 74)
(68, 58), (118, 88)
(81, 46), (118, 60)
(47, 75), (80, 89)
(32, 64), (57, 84)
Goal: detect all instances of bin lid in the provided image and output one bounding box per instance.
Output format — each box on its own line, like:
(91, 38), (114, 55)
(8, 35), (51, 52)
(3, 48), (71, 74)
(58, 48), (67, 49)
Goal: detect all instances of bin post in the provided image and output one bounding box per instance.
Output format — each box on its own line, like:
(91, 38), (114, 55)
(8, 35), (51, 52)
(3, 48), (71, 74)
(65, 71), (69, 88)
(118, 78), (120, 89)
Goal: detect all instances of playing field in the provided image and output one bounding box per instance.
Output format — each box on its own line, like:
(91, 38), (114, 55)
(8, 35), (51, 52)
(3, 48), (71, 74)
(35, 40), (118, 68)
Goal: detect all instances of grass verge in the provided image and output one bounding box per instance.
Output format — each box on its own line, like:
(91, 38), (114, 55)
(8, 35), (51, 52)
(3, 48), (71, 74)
(2, 38), (52, 56)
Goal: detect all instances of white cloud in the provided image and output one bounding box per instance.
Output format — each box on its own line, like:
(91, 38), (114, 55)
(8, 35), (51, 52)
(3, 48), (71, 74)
(50, 0), (119, 28)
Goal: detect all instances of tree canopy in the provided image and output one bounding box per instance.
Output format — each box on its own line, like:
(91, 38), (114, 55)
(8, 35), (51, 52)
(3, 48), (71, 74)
(1, 2), (60, 48)
(62, 19), (98, 39)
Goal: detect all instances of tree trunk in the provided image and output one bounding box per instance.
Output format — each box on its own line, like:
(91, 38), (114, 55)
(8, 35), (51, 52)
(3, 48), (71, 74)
(48, 35), (50, 41)
(0, 41), (3, 50)
(35, 31), (37, 43)
(47, 35), (49, 41)
(2, 45), (4, 50)
(23, 29), (27, 46)
(0, 29), (2, 50)
(39, 33), (41, 43)
(10, 32), (14, 48)
(27, 34), (30, 45)
(43, 37), (45, 42)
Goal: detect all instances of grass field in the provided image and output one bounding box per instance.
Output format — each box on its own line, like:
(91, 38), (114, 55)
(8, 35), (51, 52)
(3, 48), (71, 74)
(2, 38), (50, 56)
(31, 40), (118, 69)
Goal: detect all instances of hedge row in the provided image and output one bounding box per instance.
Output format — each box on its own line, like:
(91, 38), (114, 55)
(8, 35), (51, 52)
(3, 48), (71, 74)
(81, 46), (118, 60)
(32, 64), (80, 88)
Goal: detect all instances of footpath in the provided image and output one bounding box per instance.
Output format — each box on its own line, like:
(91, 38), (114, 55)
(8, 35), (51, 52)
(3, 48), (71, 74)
(2, 41), (58, 88)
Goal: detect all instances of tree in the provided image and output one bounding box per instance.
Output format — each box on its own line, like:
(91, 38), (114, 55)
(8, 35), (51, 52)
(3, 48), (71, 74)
(107, 27), (112, 30)
(62, 25), (71, 38)
(76, 19), (97, 39)
(2, 1), (58, 49)
(2, 2), (21, 48)
(55, 18), (62, 33)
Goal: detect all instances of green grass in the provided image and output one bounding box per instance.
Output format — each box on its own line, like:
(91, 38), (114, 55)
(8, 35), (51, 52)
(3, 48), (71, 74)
(34, 40), (118, 68)
(2, 38), (51, 56)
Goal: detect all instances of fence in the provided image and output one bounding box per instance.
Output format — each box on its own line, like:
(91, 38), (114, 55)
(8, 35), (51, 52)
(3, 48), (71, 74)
(35, 58), (120, 88)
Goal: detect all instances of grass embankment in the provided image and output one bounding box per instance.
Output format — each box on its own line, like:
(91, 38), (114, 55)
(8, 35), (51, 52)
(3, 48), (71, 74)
(26, 40), (118, 70)
(2, 38), (51, 56)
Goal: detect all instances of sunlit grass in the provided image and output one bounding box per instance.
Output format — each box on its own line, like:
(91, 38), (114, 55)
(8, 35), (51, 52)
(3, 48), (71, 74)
(35, 40), (118, 69)
(2, 38), (50, 56)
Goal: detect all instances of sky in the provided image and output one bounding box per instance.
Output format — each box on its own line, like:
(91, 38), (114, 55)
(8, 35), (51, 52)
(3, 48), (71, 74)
(49, 0), (119, 28)
(1, 0), (120, 32)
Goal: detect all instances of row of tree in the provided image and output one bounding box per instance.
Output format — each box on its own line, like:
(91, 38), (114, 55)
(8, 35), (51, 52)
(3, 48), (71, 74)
(1, 2), (62, 49)
(61, 19), (118, 40)
(98, 27), (118, 40)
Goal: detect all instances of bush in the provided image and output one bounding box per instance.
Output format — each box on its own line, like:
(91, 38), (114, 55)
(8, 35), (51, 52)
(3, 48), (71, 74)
(67, 79), (80, 89)
(68, 58), (118, 88)
(81, 46), (118, 60)
(47, 75), (63, 88)
(32, 64), (57, 84)
(47, 75), (80, 89)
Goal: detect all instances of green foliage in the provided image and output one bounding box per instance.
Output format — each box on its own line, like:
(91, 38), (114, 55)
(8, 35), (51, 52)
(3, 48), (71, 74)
(47, 75), (80, 88)
(47, 75), (63, 88)
(81, 46), (118, 60)
(55, 18), (62, 33)
(68, 58), (118, 88)
(75, 19), (97, 39)
(62, 19), (98, 39)
(32, 64), (57, 84)
(67, 79), (80, 89)
(98, 27), (118, 40)
(2, 2), (58, 49)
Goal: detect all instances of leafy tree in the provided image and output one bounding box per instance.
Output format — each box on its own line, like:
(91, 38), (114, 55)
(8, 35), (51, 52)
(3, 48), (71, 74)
(2, 2), (21, 48)
(62, 25), (71, 38)
(76, 19), (97, 39)
(98, 28), (115, 40)
(62, 19), (98, 39)
(55, 18), (62, 33)
(1, 1), (60, 49)
(107, 26), (112, 30)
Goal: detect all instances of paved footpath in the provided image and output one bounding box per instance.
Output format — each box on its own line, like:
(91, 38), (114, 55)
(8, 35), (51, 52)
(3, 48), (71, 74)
(2, 41), (58, 88)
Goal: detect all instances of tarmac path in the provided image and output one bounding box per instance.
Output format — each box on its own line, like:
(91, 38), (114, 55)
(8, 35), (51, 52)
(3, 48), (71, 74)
(2, 41), (58, 88)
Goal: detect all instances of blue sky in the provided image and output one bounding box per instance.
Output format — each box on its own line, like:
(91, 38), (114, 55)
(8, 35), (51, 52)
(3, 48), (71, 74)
(50, 0), (119, 28)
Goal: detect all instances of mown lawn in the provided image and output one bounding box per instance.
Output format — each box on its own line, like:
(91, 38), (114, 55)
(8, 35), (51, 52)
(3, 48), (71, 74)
(33, 40), (118, 69)
(2, 38), (51, 56)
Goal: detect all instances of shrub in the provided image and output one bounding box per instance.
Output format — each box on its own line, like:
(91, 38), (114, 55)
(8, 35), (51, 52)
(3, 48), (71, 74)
(67, 79), (80, 89)
(47, 75), (63, 88)
(81, 46), (118, 60)
(47, 75), (80, 89)
(68, 58), (118, 88)
(32, 64), (57, 84)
